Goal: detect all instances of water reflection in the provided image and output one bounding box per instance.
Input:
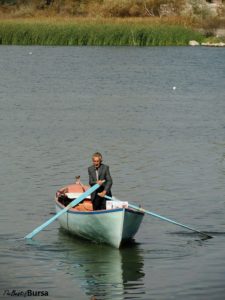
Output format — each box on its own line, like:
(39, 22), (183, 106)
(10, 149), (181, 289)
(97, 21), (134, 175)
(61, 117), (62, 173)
(57, 229), (145, 300)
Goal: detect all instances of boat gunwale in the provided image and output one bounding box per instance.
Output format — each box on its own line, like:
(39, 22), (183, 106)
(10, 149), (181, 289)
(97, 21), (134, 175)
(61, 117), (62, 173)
(55, 199), (144, 216)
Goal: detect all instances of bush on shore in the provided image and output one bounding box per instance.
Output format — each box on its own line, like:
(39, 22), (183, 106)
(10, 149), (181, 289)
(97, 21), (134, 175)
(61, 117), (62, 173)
(0, 0), (204, 18)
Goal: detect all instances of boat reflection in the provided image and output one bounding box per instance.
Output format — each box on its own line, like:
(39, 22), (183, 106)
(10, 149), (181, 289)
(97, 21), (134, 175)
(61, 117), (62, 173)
(57, 229), (145, 300)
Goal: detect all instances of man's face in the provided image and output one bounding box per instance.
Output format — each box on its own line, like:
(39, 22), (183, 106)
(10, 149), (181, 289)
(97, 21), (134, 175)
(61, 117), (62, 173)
(92, 156), (101, 168)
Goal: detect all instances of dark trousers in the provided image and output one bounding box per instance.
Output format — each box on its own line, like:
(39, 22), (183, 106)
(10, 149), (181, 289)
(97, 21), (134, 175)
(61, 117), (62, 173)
(92, 195), (106, 210)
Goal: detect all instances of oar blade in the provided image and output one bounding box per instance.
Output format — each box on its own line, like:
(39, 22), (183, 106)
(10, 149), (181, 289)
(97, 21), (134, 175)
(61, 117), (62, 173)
(25, 183), (100, 239)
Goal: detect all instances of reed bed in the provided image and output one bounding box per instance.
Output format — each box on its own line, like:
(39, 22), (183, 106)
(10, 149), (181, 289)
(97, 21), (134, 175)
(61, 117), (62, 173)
(0, 19), (204, 46)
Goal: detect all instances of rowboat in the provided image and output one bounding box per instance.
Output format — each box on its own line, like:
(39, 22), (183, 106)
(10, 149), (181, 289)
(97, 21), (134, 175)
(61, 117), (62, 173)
(55, 180), (144, 248)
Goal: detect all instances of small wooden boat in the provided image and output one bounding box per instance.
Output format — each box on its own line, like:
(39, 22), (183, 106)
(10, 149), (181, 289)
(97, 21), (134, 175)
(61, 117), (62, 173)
(55, 180), (144, 248)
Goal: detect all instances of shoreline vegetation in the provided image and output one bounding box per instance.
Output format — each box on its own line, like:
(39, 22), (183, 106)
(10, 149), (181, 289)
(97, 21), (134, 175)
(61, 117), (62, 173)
(0, 0), (225, 46)
(0, 18), (205, 46)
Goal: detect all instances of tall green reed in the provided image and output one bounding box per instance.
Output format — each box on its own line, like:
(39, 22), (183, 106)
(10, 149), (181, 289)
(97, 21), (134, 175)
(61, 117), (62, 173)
(0, 21), (204, 46)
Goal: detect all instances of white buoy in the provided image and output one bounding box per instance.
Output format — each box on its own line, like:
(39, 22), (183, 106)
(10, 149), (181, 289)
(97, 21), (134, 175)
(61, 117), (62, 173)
(173, 86), (176, 90)
(29, 52), (32, 55)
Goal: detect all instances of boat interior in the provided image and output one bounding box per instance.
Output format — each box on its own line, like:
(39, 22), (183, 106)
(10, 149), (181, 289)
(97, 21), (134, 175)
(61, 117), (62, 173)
(56, 182), (130, 212)
(57, 196), (93, 212)
(56, 183), (94, 212)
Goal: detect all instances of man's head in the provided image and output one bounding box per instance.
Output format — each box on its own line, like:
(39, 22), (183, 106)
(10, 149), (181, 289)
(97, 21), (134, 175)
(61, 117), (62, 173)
(92, 152), (102, 169)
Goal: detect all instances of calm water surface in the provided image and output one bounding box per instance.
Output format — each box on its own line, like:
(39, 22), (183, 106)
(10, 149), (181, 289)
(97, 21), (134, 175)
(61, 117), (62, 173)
(0, 46), (225, 300)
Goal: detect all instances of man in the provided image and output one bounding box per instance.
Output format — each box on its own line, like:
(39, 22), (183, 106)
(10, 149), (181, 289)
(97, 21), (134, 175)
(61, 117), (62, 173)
(88, 152), (113, 210)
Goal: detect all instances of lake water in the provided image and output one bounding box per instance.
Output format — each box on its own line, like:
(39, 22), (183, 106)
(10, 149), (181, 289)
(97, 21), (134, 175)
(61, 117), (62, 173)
(0, 45), (225, 300)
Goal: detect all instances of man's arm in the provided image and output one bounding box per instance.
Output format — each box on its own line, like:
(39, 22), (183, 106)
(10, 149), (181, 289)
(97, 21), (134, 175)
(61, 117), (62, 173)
(103, 166), (113, 192)
(88, 167), (96, 186)
(98, 166), (112, 197)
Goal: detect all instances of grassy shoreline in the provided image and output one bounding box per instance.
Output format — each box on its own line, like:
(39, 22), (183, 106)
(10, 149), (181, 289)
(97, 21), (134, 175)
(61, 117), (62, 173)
(0, 18), (204, 46)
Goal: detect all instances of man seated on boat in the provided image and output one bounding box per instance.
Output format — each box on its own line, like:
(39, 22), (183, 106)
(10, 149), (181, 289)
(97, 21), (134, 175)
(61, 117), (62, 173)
(88, 152), (113, 210)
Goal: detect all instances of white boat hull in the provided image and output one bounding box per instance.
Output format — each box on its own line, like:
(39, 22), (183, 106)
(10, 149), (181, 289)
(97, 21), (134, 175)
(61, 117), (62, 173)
(55, 202), (144, 248)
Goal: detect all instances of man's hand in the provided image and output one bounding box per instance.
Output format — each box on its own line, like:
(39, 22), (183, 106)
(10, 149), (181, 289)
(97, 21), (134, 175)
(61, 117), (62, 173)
(98, 190), (107, 198)
(97, 180), (104, 185)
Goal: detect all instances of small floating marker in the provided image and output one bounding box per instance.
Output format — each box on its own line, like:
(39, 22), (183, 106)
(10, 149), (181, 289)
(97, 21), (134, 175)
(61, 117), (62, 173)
(29, 52), (32, 55)
(173, 86), (176, 90)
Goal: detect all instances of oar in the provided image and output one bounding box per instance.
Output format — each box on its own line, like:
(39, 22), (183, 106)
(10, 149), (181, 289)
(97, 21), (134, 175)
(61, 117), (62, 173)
(25, 183), (100, 239)
(105, 195), (212, 239)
